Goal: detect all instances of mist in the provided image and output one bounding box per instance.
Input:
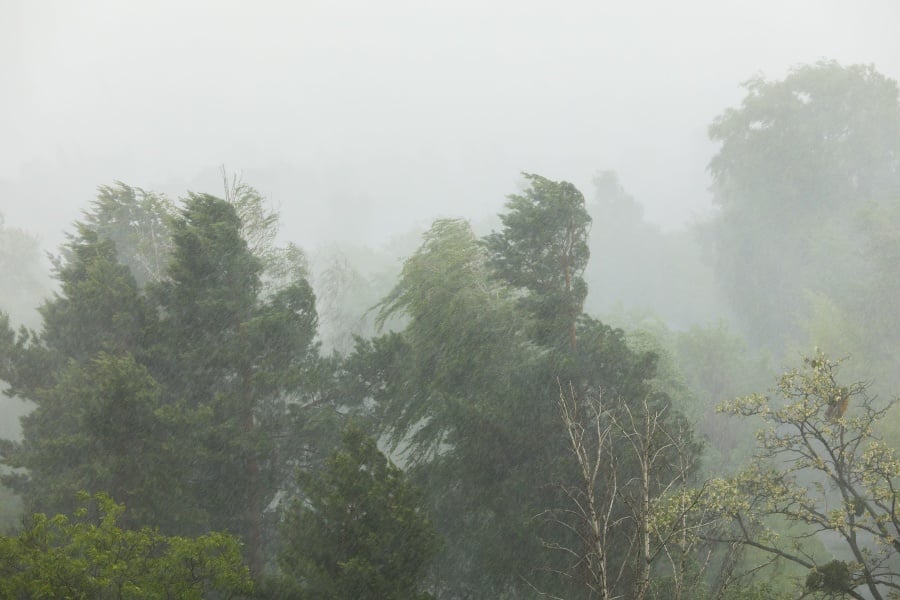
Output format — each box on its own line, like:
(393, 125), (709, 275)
(3, 2), (900, 597)
(3, 0), (898, 253)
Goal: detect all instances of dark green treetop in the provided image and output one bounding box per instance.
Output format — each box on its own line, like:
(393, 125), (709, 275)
(484, 173), (591, 350)
(150, 193), (321, 576)
(278, 423), (439, 600)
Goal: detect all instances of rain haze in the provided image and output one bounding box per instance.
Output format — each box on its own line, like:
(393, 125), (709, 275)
(3, 0), (899, 250)
(5, 2), (900, 597)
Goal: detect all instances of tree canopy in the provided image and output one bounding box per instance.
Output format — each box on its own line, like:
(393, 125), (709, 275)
(278, 423), (439, 599)
(0, 492), (252, 599)
(708, 61), (900, 349)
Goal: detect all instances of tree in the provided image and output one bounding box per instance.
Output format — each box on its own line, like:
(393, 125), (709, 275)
(672, 321), (772, 471)
(542, 382), (701, 600)
(484, 173), (591, 350)
(278, 423), (439, 599)
(358, 219), (538, 595)
(151, 193), (320, 576)
(704, 353), (900, 599)
(707, 61), (900, 350)
(311, 249), (383, 355)
(0, 352), (197, 531)
(0, 492), (252, 599)
(80, 182), (177, 287)
(800, 197), (900, 398)
(2, 186), (325, 581)
(354, 209), (696, 597)
(372, 219), (529, 459)
(0, 213), (50, 329)
(0, 215), (50, 501)
(0, 226), (166, 521)
(27, 224), (154, 372)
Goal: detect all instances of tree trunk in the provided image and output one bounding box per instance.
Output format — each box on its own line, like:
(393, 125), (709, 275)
(242, 375), (265, 579)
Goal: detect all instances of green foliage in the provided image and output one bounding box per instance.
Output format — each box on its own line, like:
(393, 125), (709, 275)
(1, 185), (326, 580)
(800, 197), (900, 396)
(672, 321), (772, 471)
(707, 61), (900, 349)
(80, 182), (176, 287)
(278, 424), (439, 599)
(0, 224), (167, 523)
(705, 352), (900, 599)
(0, 492), (252, 599)
(41, 225), (155, 370)
(484, 173), (591, 349)
(1, 353), (197, 531)
(352, 180), (698, 597)
(374, 219), (529, 459)
(150, 193), (323, 574)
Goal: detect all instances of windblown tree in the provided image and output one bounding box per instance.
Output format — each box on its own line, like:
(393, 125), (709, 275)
(0, 226), (174, 523)
(1, 186), (324, 580)
(150, 193), (320, 576)
(348, 175), (698, 598)
(80, 182), (176, 287)
(484, 173), (591, 350)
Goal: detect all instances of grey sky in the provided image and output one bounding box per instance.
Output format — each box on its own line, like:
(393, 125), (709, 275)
(2, 0), (899, 251)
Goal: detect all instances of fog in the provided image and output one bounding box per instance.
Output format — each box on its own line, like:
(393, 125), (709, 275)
(3, 0), (899, 252)
(5, 3), (900, 595)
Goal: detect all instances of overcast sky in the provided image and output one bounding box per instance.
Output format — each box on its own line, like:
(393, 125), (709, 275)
(2, 0), (899, 252)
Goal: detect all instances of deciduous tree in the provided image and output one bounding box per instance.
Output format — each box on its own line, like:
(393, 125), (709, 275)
(704, 353), (900, 599)
(0, 493), (252, 599)
(707, 61), (900, 349)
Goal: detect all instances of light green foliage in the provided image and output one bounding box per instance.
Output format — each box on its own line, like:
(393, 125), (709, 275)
(221, 171), (311, 297)
(0, 492), (252, 599)
(278, 424), (438, 599)
(706, 352), (900, 599)
(374, 218), (528, 459)
(707, 61), (900, 350)
(673, 322), (772, 471)
(311, 251), (375, 354)
(794, 197), (900, 410)
(223, 171), (280, 261)
(81, 182), (177, 287)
